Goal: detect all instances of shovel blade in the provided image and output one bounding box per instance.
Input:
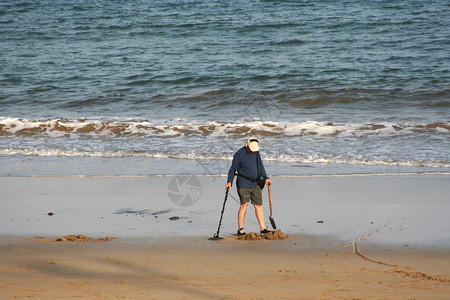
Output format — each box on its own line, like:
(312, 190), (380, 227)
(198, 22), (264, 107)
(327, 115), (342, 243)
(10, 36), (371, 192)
(269, 216), (277, 229)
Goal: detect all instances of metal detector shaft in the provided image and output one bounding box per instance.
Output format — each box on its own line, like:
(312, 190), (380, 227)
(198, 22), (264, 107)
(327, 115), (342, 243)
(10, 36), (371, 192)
(212, 188), (229, 239)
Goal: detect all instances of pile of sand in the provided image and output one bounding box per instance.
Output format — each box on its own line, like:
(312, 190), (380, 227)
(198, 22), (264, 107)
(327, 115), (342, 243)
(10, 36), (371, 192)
(49, 235), (116, 242)
(238, 230), (288, 241)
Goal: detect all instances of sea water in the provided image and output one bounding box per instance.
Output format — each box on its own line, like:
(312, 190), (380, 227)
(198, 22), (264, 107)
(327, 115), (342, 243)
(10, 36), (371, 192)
(1, 0), (449, 177)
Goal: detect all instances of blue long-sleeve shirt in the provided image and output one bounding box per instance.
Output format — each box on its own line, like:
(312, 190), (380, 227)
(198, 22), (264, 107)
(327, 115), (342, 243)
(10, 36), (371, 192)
(227, 147), (268, 188)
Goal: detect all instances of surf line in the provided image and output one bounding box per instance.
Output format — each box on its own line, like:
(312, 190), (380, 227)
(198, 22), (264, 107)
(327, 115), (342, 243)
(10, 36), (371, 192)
(353, 233), (450, 283)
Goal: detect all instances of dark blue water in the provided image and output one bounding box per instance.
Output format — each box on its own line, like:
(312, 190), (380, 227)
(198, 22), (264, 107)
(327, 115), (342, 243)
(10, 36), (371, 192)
(0, 0), (449, 176)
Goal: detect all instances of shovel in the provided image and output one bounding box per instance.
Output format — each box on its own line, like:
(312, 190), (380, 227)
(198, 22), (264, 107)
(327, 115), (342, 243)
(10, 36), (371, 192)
(268, 184), (277, 229)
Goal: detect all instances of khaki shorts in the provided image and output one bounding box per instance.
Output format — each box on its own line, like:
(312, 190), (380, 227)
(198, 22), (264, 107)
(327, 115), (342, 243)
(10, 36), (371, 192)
(238, 187), (263, 206)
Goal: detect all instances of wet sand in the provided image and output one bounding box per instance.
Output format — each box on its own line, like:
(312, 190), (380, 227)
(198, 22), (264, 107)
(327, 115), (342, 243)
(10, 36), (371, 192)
(1, 174), (449, 246)
(0, 234), (449, 299)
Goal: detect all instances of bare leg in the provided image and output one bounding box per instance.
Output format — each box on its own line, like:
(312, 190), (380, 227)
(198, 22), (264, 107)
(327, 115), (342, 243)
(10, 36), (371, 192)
(238, 202), (249, 230)
(254, 205), (266, 231)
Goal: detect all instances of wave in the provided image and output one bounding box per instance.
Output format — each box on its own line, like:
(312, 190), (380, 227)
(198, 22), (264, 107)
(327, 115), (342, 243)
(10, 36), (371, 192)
(0, 148), (448, 169)
(1, 117), (449, 138)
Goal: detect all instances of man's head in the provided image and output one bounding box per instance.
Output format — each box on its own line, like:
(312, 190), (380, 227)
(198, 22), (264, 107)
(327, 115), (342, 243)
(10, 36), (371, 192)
(245, 137), (259, 153)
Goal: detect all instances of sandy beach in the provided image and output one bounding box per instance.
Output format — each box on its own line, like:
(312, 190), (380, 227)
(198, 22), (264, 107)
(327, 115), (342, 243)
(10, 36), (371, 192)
(0, 234), (449, 299)
(1, 174), (449, 299)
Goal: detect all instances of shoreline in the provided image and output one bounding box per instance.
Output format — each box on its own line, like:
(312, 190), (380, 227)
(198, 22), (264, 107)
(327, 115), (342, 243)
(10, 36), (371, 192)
(1, 171), (450, 178)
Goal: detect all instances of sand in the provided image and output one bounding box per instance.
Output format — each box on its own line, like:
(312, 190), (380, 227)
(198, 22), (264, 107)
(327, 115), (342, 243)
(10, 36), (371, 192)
(1, 174), (450, 246)
(0, 174), (449, 298)
(0, 234), (449, 299)
(234, 230), (289, 240)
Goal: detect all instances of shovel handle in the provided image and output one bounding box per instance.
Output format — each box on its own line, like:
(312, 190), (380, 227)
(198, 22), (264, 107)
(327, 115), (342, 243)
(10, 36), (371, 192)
(268, 184), (273, 218)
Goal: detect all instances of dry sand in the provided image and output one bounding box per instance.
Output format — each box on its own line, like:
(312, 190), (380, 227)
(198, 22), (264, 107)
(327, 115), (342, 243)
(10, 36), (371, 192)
(0, 234), (449, 299)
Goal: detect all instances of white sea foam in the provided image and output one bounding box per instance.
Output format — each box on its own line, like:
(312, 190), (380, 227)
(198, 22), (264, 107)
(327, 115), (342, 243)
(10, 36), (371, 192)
(0, 147), (448, 169)
(1, 117), (448, 138)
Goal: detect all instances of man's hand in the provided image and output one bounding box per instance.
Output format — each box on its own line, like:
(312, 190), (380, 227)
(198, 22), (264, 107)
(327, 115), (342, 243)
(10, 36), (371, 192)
(266, 178), (272, 186)
(225, 182), (232, 190)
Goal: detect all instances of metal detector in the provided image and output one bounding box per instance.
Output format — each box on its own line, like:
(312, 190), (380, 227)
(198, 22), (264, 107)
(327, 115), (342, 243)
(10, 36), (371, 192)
(210, 188), (229, 240)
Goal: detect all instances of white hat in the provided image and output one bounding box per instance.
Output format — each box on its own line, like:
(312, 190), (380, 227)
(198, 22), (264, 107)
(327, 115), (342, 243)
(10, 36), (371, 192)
(245, 137), (259, 152)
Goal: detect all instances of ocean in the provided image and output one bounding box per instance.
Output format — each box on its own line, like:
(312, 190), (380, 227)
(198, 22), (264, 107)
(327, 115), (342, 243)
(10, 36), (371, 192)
(1, 0), (449, 177)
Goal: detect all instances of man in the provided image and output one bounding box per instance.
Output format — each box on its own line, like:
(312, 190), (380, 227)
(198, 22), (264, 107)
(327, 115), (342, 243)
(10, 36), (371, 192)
(226, 137), (272, 235)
